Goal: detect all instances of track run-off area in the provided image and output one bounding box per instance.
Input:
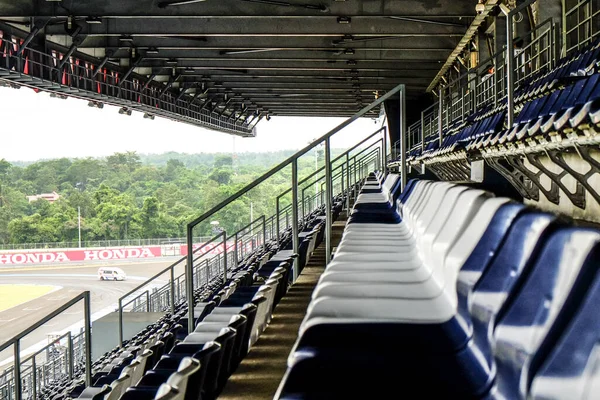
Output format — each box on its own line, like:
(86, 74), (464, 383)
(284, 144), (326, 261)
(0, 256), (185, 368)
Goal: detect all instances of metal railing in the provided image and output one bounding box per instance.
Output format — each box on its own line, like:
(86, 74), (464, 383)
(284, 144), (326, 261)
(396, 11), (557, 158)
(0, 292), (91, 400)
(184, 83), (406, 333)
(0, 34), (255, 136)
(0, 330), (86, 400)
(565, 0), (600, 54)
(0, 237), (212, 252)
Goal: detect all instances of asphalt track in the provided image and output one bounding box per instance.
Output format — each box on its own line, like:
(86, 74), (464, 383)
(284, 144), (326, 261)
(0, 257), (185, 367)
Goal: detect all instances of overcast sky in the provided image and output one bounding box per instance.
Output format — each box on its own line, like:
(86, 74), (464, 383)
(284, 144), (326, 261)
(0, 85), (384, 162)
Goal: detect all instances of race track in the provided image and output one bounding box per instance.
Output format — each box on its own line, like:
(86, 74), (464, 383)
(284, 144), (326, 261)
(0, 257), (185, 367)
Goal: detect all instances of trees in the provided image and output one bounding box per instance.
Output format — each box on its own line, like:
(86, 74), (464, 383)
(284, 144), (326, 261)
(0, 148), (346, 245)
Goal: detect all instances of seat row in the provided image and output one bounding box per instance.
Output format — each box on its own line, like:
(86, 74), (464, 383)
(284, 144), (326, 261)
(275, 173), (600, 399)
(70, 203), (335, 400)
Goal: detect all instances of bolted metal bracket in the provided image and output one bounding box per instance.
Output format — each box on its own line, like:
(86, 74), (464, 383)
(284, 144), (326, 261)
(485, 157), (540, 200)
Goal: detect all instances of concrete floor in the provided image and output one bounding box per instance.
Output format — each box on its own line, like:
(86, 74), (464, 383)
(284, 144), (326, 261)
(218, 214), (346, 400)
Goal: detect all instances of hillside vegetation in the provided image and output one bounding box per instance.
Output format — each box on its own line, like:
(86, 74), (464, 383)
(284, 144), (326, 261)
(0, 150), (331, 245)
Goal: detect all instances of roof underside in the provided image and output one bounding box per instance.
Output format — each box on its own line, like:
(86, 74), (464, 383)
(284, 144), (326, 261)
(0, 0), (478, 124)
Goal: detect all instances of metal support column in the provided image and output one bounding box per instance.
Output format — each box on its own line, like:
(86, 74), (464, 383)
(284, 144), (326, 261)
(399, 85), (407, 190)
(222, 231), (227, 283)
(503, 6), (516, 126)
(275, 199), (280, 244)
(381, 127), (387, 175)
(186, 225), (195, 334)
(83, 291), (92, 387)
(234, 233), (239, 268)
(14, 341), (20, 400)
(32, 356), (37, 400)
(345, 153), (351, 211)
(291, 159), (300, 281)
(262, 215), (267, 249)
(325, 137), (333, 264)
(170, 267), (175, 315)
(438, 88), (444, 145)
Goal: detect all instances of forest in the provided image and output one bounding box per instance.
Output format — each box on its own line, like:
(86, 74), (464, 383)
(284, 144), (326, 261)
(0, 149), (333, 246)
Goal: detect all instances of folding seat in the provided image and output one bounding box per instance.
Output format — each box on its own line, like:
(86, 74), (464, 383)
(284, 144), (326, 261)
(192, 314), (248, 375)
(325, 186), (478, 279)
(537, 75), (599, 135)
(154, 384), (182, 400)
(529, 243), (600, 400)
(133, 342), (220, 400)
(130, 349), (155, 386)
(314, 197), (517, 302)
(76, 384), (111, 400)
(538, 84), (576, 134)
(179, 327), (236, 393)
(203, 303), (258, 359)
(277, 211), (561, 399)
(488, 228), (600, 399)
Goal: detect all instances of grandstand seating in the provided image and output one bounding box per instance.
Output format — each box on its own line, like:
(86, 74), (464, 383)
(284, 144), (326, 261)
(37, 200), (342, 400)
(405, 39), (600, 167)
(274, 173), (600, 399)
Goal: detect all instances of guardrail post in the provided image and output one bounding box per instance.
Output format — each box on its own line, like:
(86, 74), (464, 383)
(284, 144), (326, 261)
(399, 85), (407, 190)
(438, 88), (443, 145)
(170, 267), (175, 315)
(186, 225), (195, 335)
(84, 291), (92, 387)
(503, 6), (515, 126)
(31, 356), (37, 400)
(118, 299), (124, 347)
(222, 231), (228, 283)
(275, 198), (280, 244)
(345, 154), (351, 210)
(291, 158), (300, 281)
(145, 291), (150, 312)
(206, 259), (210, 286)
(67, 331), (74, 380)
(261, 215), (266, 249)
(325, 137), (333, 264)
(234, 232), (239, 269)
(13, 342), (21, 400)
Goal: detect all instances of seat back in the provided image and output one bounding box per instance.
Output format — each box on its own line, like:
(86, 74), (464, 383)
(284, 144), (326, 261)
(106, 374), (130, 400)
(529, 243), (600, 400)
(492, 229), (600, 399)
(468, 212), (560, 372)
(444, 198), (516, 299)
(154, 384), (182, 400)
(167, 357), (201, 400)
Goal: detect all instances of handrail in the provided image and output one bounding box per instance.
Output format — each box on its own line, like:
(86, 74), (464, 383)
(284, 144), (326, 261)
(117, 230), (226, 346)
(0, 291), (92, 400)
(185, 83), (405, 333)
(276, 128), (386, 198)
(275, 139), (383, 242)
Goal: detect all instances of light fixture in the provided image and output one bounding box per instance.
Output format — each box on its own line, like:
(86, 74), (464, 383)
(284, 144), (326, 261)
(158, 0), (207, 7)
(475, 0), (485, 15)
(119, 35), (134, 43)
(337, 16), (351, 24)
(347, 59), (357, 66)
(165, 58), (177, 65)
(87, 101), (104, 108)
(118, 107), (132, 116)
(344, 48), (355, 55)
(143, 113), (155, 120)
(146, 47), (159, 55)
(50, 93), (68, 99)
(85, 16), (102, 24)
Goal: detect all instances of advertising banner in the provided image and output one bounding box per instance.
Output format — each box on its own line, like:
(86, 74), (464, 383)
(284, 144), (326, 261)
(0, 247), (162, 265)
